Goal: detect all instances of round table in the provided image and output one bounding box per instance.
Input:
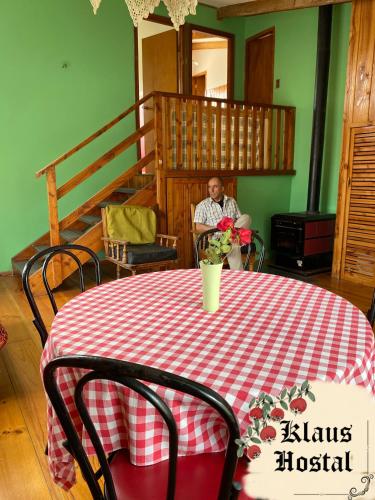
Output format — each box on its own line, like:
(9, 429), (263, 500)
(42, 269), (375, 489)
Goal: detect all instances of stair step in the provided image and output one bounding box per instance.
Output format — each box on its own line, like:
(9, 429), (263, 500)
(60, 229), (84, 242)
(13, 259), (42, 275)
(115, 187), (137, 195)
(33, 245), (49, 253)
(98, 201), (122, 208)
(79, 214), (101, 225)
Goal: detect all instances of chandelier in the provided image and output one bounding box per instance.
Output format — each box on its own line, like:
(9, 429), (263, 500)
(89, 0), (197, 30)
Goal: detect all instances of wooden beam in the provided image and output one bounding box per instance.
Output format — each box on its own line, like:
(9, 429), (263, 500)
(218, 0), (350, 19)
(193, 41), (228, 50)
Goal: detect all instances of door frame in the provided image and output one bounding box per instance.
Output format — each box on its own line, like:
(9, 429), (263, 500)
(244, 27), (275, 104)
(181, 23), (234, 99)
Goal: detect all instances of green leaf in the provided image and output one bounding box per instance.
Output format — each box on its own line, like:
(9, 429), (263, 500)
(251, 437), (261, 444)
(280, 388), (287, 400)
(289, 386), (297, 398)
(265, 395), (273, 404)
(249, 397), (256, 409)
(280, 400), (288, 411)
(247, 426), (253, 436)
(262, 403), (270, 418)
(259, 392), (265, 399)
(301, 380), (309, 391)
(237, 447), (244, 458)
(235, 438), (243, 445)
(254, 419), (260, 432)
(307, 391), (315, 402)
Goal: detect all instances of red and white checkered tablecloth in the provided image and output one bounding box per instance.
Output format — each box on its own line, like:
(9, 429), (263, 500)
(41, 269), (375, 490)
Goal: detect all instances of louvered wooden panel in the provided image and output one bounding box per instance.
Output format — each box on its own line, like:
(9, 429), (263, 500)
(342, 126), (375, 284)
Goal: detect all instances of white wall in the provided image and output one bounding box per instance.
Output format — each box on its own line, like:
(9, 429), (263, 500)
(192, 48), (227, 92)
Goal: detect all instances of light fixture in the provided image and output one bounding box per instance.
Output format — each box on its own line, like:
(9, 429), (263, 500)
(89, 0), (197, 30)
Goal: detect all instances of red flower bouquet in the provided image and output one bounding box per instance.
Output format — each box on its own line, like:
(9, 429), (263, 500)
(203, 217), (252, 265)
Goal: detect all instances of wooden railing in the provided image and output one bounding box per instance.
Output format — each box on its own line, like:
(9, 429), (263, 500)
(153, 92), (296, 174)
(36, 93), (156, 255)
(36, 91), (296, 266)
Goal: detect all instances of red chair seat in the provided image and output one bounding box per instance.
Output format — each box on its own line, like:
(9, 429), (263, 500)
(110, 450), (251, 500)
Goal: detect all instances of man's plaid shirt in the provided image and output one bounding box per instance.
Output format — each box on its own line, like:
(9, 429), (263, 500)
(194, 195), (241, 227)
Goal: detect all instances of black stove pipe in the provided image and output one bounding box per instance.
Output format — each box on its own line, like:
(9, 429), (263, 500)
(307, 6), (332, 213)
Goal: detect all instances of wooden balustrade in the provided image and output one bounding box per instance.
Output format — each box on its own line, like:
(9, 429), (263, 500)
(36, 93), (157, 266)
(35, 90), (296, 278)
(154, 92), (296, 174)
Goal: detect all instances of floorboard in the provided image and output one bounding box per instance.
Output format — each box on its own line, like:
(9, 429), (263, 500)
(0, 264), (373, 499)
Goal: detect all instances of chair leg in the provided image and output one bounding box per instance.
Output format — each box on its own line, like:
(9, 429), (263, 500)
(116, 265), (120, 280)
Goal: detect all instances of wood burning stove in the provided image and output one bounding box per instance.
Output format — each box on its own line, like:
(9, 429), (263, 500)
(271, 212), (335, 273)
(270, 7), (336, 276)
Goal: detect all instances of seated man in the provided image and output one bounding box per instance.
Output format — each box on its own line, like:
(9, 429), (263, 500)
(194, 176), (251, 269)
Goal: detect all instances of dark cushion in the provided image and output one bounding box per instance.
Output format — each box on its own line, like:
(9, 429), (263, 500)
(126, 244), (177, 265)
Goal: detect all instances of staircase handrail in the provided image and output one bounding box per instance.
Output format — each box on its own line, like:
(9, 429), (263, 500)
(152, 90), (295, 111)
(35, 91), (156, 178)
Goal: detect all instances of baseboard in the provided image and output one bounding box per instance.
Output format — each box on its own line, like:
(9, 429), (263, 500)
(267, 262), (332, 277)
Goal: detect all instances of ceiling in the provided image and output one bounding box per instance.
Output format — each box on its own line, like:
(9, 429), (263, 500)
(199, 0), (254, 8)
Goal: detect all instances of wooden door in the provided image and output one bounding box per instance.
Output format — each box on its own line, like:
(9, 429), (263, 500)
(166, 176), (237, 268)
(339, 126), (375, 285)
(245, 28), (275, 104)
(192, 73), (206, 96)
(142, 30), (178, 162)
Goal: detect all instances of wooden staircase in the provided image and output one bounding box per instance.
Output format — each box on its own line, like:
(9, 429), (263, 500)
(12, 91), (159, 292)
(12, 91), (296, 291)
(12, 172), (156, 292)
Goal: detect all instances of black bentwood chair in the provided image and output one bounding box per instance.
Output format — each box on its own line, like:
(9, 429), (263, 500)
(194, 229), (265, 273)
(43, 355), (248, 500)
(22, 244), (101, 347)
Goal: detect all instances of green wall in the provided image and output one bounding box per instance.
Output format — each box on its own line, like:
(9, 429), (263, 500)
(240, 5), (351, 249)
(0, 0), (244, 271)
(0, 1), (350, 271)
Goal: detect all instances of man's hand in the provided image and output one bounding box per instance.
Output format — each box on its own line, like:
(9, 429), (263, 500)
(196, 223), (215, 233)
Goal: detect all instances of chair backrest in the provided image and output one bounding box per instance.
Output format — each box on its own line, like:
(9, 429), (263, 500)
(104, 205), (157, 244)
(367, 289), (375, 327)
(247, 232), (265, 272)
(190, 203), (197, 237)
(43, 355), (240, 500)
(22, 244), (101, 347)
(194, 228), (265, 272)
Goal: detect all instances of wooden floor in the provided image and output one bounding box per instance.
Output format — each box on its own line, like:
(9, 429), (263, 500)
(0, 265), (373, 500)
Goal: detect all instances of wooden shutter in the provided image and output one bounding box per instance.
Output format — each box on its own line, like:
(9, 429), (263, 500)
(341, 126), (375, 284)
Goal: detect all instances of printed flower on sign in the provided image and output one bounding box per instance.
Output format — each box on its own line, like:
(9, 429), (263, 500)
(236, 381), (316, 460)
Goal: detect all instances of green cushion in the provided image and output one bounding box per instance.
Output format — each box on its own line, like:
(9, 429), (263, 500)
(105, 205), (156, 244)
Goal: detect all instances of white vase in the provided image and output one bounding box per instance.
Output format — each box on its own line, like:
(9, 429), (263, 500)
(200, 261), (223, 313)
